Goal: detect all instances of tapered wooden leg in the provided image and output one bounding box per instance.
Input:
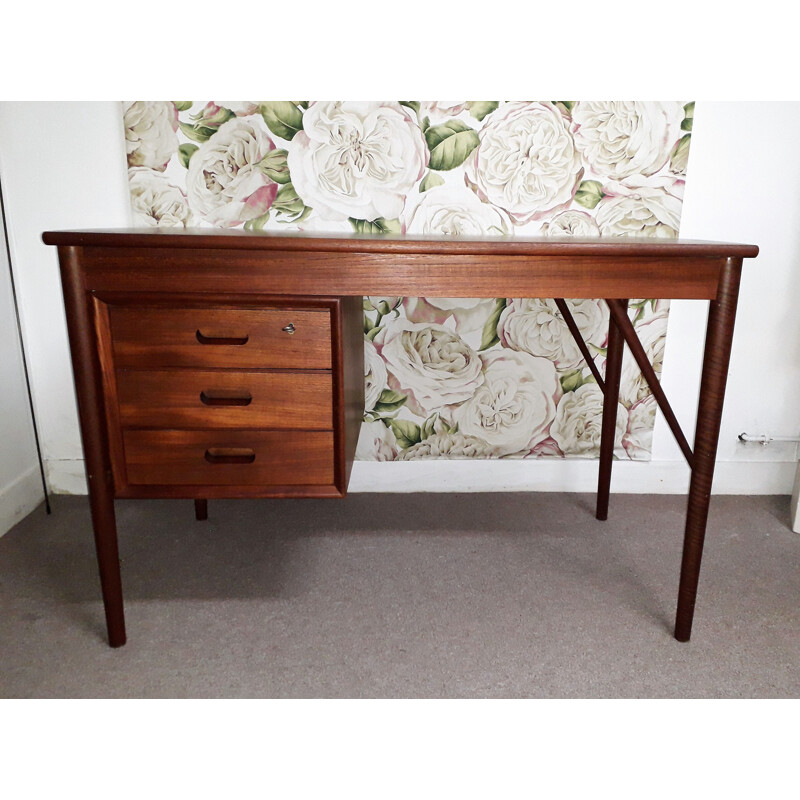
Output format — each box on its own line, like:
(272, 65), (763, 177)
(88, 482), (126, 647)
(674, 258), (742, 642)
(195, 499), (208, 521)
(60, 246), (126, 647)
(596, 299), (626, 521)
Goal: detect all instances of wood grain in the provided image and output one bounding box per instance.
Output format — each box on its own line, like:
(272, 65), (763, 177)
(108, 304), (332, 369)
(92, 296), (128, 491)
(339, 296), (366, 491)
(43, 231), (760, 647)
(115, 482), (345, 500)
(81, 246), (726, 300)
(596, 299), (626, 521)
(59, 247), (126, 647)
(674, 258), (743, 642)
(42, 228), (760, 259)
(123, 429), (335, 487)
(116, 369), (333, 430)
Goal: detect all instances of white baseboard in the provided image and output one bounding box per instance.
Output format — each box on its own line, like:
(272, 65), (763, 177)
(0, 466), (44, 537)
(348, 458), (796, 494)
(45, 457), (796, 497)
(45, 459), (87, 495)
(790, 462), (800, 533)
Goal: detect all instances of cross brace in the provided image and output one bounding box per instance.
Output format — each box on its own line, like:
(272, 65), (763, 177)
(555, 298), (694, 469)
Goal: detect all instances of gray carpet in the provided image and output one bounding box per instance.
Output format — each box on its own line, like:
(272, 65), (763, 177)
(0, 492), (797, 698)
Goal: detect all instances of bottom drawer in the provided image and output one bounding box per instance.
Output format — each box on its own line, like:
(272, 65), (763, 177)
(123, 429), (334, 486)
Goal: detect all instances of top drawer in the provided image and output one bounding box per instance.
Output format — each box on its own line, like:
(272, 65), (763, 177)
(107, 306), (332, 369)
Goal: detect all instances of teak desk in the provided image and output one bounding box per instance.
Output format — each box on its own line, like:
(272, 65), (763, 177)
(43, 229), (759, 648)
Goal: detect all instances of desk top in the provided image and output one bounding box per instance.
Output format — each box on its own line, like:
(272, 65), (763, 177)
(43, 228), (759, 260)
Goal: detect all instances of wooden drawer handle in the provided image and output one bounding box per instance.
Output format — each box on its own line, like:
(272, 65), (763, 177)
(199, 390), (253, 407)
(204, 447), (256, 465)
(196, 329), (249, 346)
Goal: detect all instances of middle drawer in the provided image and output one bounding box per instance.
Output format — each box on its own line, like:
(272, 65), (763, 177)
(116, 369), (333, 430)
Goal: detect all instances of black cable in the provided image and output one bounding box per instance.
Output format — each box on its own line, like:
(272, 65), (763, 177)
(0, 174), (51, 514)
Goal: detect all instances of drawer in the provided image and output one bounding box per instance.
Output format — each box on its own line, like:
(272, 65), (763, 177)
(123, 429), (334, 486)
(116, 369), (333, 430)
(108, 306), (332, 369)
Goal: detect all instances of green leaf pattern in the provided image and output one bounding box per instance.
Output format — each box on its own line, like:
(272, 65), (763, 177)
(425, 120), (480, 171)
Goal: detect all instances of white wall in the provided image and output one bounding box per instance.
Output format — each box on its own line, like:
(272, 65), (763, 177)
(1, 100), (798, 496)
(0, 190), (42, 535)
(0, 102), (131, 494)
(652, 102), (800, 489)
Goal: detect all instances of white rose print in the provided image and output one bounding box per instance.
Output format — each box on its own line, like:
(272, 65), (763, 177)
(572, 101), (685, 180)
(619, 309), (670, 406)
(124, 101), (179, 171)
(124, 99), (693, 462)
(405, 184), (511, 236)
(540, 209), (600, 237)
(398, 431), (499, 460)
(128, 167), (193, 227)
(403, 297), (498, 335)
(364, 338), (388, 413)
(465, 101), (583, 224)
(356, 420), (399, 461)
(596, 176), (684, 238)
(451, 349), (561, 456)
(287, 101), (428, 221)
(373, 318), (485, 417)
(622, 395), (657, 461)
(550, 382), (628, 458)
(498, 298), (609, 370)
(186, 117), (278, 227)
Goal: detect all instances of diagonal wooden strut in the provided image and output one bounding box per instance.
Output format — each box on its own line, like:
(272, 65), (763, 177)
(554, 298), (606, 391)
(606, 299), (694, 468)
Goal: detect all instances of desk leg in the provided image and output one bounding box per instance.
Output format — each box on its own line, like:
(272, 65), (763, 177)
(674, 258), (742, 642)
(88, 481), (126, 647)
(60, 246), (127, 648)
(596, 299), (626, 520)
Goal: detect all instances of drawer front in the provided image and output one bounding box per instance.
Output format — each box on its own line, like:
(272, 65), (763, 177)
(123, 429), (334, 486)
(109, 306), (332, 369)
(116, 369), (333, 430)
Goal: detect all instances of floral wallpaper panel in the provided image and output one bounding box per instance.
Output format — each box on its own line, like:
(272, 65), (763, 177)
(123, 100), (693, 462)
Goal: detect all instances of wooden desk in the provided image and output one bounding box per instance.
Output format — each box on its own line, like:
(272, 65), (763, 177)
(43, 229), (759, 647)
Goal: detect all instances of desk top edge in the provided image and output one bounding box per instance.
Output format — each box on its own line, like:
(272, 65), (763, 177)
(42, 229), (759, 259)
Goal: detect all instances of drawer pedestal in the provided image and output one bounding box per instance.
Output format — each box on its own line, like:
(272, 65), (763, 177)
(52, 240), (364, 645)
